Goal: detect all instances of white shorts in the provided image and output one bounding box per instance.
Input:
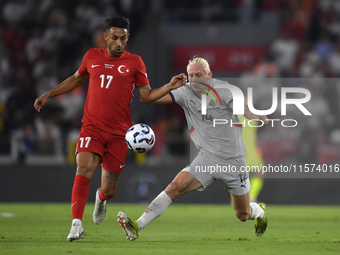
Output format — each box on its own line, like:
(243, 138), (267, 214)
(181, 151), (250, 196)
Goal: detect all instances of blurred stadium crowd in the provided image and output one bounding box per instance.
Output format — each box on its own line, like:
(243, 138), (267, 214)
(1, 0), (340, 165)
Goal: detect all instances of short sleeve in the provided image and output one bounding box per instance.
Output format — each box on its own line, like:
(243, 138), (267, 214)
(214, 87), (233, 108)
(224, 89), (233, 107)
(78, 51), (90, 76)
(170, 84), (188, 107)
(134, 57), (149, 87)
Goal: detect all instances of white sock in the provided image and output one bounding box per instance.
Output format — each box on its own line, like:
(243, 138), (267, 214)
(72, 218), (82, 225)
(249, 202), (264, 220)
(136, 191), (172, 232)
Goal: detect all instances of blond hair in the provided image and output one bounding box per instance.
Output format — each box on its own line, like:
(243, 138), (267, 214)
(187, 57), (211, 74)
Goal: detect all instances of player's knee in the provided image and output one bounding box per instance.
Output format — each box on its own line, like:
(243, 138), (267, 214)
(235, 210), (250, 222)
(76, 163), (96, 177)
(76, 165), (91, 176)
(165, 182), (184, 199)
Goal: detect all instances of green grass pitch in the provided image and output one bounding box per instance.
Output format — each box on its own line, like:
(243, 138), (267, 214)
(1, 203), (340, 255)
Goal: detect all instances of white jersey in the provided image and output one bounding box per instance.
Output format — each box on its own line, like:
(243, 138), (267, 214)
(170, 78), (246, 163)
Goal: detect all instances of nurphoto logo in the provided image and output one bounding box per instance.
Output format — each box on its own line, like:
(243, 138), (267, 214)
(197, 80), (312, 128)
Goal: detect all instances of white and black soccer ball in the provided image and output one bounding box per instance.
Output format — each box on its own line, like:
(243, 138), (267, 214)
(125, 123), (156, 153)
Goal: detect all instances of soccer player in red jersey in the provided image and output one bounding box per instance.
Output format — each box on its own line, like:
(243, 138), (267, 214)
(33, 16), (186, 242)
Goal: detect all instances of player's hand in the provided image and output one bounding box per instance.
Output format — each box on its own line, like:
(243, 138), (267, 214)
(168, 73), (187, 90)
(33, 94), (49, 112)
(259, 115), (269, 124)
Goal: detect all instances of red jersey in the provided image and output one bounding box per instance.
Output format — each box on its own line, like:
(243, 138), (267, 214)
(78, 48), (149, 136)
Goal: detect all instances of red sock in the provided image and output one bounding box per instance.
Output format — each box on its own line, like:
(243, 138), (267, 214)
(99, 187), (117, 201)
(71, 175), (90, 220)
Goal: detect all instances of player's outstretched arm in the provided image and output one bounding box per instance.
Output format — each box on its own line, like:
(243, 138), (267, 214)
(138, 73), (186, 105)
(152, 93), (173, 104)
(34, 71), (89, 112)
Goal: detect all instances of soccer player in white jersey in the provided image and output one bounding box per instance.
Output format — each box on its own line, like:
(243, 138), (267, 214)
(117, 57), (269, 240)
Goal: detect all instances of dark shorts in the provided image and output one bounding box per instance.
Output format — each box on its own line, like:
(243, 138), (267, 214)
(76, 125), (128, 174)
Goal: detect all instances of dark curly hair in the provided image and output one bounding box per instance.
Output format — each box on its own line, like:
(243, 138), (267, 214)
(105, 16), (130, 32)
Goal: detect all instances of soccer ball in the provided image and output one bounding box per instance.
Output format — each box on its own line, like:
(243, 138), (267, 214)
(125, 123), (155, 153)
